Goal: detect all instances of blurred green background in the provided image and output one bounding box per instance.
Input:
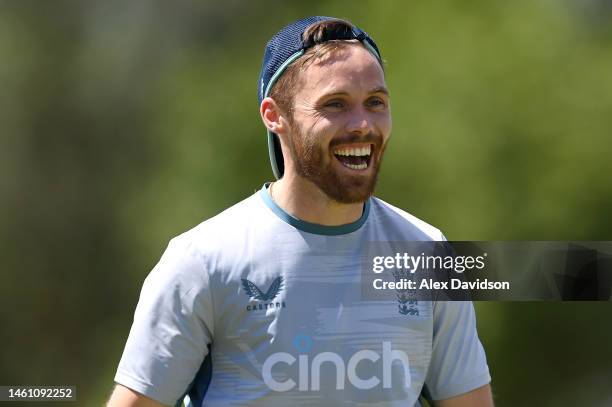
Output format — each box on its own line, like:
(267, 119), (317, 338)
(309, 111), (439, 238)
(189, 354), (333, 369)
(1, 1), (611, 406)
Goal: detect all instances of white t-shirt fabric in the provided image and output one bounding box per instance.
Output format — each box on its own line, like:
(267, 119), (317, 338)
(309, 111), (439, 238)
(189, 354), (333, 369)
(115, 184), (490, 406)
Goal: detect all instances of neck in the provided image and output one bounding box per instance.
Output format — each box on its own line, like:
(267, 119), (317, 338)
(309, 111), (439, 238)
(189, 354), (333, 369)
(270, 174), (365, 226)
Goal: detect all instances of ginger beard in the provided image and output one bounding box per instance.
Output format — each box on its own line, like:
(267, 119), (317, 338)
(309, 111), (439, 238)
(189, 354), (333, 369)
(286, 122), (388, 204)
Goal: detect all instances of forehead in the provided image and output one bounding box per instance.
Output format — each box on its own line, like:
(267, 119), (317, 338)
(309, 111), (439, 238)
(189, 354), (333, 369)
(297, 44), (386, 97)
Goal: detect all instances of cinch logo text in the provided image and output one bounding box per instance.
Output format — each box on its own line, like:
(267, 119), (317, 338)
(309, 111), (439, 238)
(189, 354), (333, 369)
(262, 341), (411, 392)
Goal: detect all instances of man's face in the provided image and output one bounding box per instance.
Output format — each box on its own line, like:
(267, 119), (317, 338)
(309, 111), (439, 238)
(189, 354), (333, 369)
(285, 43), (391, 204)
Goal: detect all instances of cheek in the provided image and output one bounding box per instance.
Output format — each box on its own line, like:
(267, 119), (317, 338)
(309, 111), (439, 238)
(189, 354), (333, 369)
(384, 119), (392, 140)
(291, 124), (321, 156)
(376, 112), (392, 139)
(294, 112), (327, 136)
(307, 119), (337, 145)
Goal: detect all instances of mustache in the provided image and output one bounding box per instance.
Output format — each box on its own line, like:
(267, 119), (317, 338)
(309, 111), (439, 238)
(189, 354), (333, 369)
(329, 132), (383, 148)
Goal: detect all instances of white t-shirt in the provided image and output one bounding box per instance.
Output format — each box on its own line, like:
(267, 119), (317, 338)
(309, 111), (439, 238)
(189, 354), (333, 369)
(115, 184), (490, 406)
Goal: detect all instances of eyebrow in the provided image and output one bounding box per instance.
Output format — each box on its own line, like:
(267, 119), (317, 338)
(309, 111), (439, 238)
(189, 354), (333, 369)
(369, 86), (390, 96)
(321, 86), (390, 99)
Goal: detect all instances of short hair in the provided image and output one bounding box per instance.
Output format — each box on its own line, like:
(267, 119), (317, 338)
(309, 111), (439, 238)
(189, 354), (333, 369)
(268, 18), (383, 122)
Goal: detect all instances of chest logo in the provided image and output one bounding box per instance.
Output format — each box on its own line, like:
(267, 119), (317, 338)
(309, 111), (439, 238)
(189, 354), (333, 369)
(242, 277), (286, 311)
(242, 276), (284, 301)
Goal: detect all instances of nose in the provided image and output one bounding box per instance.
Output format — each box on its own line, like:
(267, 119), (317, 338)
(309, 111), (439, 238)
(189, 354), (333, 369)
(345, 106), (373, 136)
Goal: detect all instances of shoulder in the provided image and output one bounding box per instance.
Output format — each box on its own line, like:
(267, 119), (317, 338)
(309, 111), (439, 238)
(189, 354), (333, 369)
(369, 196), (446, 241)
(160, 190), (277, 271)
(175, 190), (264, 244)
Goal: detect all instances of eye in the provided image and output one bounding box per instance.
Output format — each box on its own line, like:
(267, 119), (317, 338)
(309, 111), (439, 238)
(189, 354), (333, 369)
(366, 97), (387, 108)
(323, 100), (345, 110)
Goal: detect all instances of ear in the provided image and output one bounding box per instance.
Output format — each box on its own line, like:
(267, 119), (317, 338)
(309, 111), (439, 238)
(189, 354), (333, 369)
(260, 97), (288, 136)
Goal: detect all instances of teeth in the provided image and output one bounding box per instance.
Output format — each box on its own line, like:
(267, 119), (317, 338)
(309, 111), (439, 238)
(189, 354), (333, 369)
(345, 163), (368, 170)
(334, 145), (371, 156)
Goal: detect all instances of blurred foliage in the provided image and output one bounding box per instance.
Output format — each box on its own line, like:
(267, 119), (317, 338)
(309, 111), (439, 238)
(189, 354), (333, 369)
(1, 1), (611, 406)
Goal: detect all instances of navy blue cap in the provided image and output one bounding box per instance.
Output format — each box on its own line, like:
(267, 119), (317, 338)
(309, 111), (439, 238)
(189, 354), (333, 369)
(258, 16), (383, 179)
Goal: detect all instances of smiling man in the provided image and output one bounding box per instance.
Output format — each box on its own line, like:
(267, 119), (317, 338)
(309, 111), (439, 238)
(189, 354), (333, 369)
(108, 16), (493, 407)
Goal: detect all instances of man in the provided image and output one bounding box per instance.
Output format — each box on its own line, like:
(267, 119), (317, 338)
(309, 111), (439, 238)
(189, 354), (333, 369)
(107, 16), (493, 407)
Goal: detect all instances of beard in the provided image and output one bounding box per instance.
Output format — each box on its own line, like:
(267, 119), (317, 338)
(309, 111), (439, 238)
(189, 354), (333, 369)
(286, 124), (387, 204)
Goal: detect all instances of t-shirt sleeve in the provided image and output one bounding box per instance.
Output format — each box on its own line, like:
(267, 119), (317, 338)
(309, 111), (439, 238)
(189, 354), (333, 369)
(424, 300), (491, 401)
(114, 237), (214, 406)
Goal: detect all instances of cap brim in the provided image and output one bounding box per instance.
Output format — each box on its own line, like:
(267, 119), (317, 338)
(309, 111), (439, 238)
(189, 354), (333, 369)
(267, 130), (284, 179)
